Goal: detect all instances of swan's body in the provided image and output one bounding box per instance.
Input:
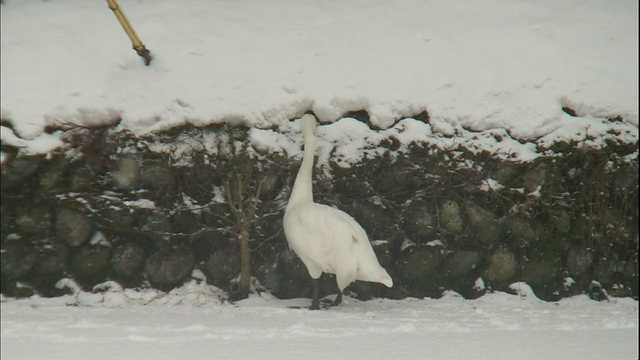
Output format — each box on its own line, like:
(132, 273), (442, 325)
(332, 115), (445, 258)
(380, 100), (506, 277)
(283, 113), (393, 309)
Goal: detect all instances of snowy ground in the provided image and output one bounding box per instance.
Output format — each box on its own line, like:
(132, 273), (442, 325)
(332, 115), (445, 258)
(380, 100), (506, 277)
(1, 0), (638, 159)
(1, 279), (638, 360)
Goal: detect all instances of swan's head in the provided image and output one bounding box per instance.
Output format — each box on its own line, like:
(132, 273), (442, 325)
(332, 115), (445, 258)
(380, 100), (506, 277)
(300, 113), (317, 133)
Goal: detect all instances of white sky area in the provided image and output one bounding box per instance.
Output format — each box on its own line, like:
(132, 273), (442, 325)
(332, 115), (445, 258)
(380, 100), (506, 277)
(0, 0), (638, 164)
(1, 278), (638, 360)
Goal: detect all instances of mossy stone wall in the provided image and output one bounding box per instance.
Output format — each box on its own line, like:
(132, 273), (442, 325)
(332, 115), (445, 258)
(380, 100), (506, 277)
(1, 121), (637, 301)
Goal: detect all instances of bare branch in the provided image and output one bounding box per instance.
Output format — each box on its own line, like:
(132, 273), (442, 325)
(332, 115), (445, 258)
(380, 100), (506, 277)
(249, 227), (282, 252)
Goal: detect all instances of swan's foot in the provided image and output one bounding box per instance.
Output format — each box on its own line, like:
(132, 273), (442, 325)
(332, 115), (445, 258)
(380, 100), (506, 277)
(308, 279), (342, 309)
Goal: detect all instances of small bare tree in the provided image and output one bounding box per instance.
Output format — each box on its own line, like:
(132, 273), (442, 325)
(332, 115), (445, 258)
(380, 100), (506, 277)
(224, 169), (263, 298)
(217, 137), (286, 300)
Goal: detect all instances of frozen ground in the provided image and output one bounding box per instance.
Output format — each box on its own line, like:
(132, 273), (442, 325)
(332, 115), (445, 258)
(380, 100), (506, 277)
(1, 279), (638, 360)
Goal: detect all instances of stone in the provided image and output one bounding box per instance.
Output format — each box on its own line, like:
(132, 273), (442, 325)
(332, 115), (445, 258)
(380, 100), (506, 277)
(520, 255), (562, 285)
(400, 246), (444, 281)
(484, 249), (517, 282)
(31, 244), (70, 296)
(592, 254), (622, 286)
(550, 209), (571, 234)
(0, 208), (12, 244)
(140, 210), (172, 235)
(202, 248), (238, 288)
(55, 207), (92, 247)
(370, 158), (421, 200)
(613, 167), (638, 190)
(112, 156), (139, 188)
(111, 244), (146, 279)
(34, 244), (69, 276)
(491, 163), (520, 186)
(1, 241), (38, 280)
(144, 248), (195, 290)
(278, 247), (311, 281)
(506, 217), (537, 246)
(348, 199), (394, 240)
(465, 204), (499, 246)
(332, 173), (370, 199)
(38, 157), (68, 191)
(622, 258), (638, 279)
(371, 240), (394, 269)
(101, 206), (135, 228)
(566, 246), (594, 276)
(258, 172), (283, 200)
(16, 205), (52, 235)
(443, 250), (481, 277)
(0, 155), (41, 190)
(170, 211), (203, 235)
(69, 166), (95, 192)
(402, 201), (435, 240)
(251, 246), (281, 292)
(68, 244), (111, 282)
(521, 163), (548, 192)
(439, 199), (464, 234)
(140, 165), (175, 191)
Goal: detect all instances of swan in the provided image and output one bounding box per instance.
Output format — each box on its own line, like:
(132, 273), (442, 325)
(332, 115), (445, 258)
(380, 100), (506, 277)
(283, 112), (393, 310)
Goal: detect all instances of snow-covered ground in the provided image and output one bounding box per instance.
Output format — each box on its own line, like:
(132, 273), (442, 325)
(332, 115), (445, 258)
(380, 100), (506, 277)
(1, 0), (638, 159)
(1, 278), (638, 360)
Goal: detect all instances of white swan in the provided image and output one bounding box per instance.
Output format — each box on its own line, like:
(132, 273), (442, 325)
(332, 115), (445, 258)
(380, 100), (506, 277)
(283, 113), (393, 310)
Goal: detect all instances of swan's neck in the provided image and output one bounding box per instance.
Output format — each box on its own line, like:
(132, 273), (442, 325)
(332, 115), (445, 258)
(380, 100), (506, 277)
(287, 128), (315, 210)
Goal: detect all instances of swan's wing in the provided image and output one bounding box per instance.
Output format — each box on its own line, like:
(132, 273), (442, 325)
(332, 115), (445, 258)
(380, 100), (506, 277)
(294, 203), (364, 243)
(285, 203), (362, 272)
(285, 202), (391, 286)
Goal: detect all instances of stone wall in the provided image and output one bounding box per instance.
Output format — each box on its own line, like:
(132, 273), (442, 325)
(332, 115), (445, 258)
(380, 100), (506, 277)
(1, 119), (638, 301)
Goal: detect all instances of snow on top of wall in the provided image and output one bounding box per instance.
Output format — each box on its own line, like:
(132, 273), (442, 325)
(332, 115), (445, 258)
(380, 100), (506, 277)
(1, 0), (637, 161)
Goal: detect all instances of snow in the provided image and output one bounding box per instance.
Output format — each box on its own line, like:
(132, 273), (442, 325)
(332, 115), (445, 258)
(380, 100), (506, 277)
(1, 1), (638, 359)
(1, 280), (638, 360)
(122, 198), (156, 210)
(1, 0), (638, 164)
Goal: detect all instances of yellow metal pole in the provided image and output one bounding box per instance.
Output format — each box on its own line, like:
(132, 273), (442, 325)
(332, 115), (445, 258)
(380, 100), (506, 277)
(106, 0), (153, 65)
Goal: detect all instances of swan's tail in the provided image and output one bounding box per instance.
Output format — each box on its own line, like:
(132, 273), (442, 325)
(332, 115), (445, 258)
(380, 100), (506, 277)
(379, 269), (394, 288)
(356, 259), (393, 288)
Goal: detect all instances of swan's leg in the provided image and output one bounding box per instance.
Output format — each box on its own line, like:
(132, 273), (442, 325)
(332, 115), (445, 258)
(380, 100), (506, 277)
(309, 278), (321, 310)
(331, 292), (343, 306)
(333, 262), (354, 307)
